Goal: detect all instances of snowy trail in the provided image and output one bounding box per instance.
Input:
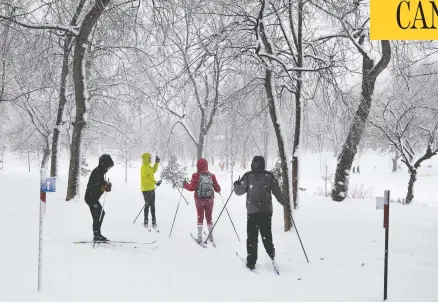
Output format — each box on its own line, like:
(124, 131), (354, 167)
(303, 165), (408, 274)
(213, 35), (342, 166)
(1, 154), (438, 301)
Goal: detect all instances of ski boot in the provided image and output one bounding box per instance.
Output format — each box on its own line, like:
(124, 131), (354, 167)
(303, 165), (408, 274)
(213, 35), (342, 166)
(207, 226), (214, 243)
(196, 226), (203, 243)
(93, 233), (109, 242)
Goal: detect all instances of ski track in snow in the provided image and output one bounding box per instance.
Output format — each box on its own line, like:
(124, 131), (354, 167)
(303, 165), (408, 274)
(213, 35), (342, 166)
(1, 151), (438, 301)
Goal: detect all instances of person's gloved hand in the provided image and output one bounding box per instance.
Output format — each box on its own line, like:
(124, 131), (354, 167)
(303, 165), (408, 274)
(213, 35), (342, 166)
(156, 180), (162, 186)
(102, 180), (112, 192)
(233, 176), (241, 187)
(155, 156), (160, 163)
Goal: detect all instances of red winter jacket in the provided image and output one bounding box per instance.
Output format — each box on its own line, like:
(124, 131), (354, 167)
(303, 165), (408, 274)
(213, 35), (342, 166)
(184, 158), (221, 201)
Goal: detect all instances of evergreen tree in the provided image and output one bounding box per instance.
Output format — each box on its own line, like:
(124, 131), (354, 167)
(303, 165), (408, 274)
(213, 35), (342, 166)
(160, 153), (188, 188)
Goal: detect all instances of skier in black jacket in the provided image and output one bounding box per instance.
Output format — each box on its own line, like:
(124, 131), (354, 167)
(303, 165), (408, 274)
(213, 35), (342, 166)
(85, 154), (114, 241)
(233, 156), (284, 270)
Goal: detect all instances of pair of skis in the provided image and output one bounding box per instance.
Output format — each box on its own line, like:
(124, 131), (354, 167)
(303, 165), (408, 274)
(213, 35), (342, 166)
(190, 232), (216, 248)
(145, 224), (160, 233)
(236, 252), (280, 275)
(74, 240), (156, 245)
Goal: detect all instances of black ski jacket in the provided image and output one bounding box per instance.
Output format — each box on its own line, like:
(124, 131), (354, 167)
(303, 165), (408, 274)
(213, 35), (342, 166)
(85, 166), (107, 202)
(234, 170), (284, 214)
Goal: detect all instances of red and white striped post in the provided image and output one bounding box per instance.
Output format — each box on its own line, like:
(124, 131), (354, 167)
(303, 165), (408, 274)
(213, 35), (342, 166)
(38, 176), (55, 292)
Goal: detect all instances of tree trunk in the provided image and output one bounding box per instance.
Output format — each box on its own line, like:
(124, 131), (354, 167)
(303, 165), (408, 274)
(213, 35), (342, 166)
(265, 69), (292, 231)
(392, 157), (398, 172)
(291, 0), (304, 210)
(197, 131), (205, 159)
(332, 41), (391, 201)
(405, 169), (417, 204)
(125, 150), (128, 183)
(27, 146), (30, 172)
(66, 0), (110, 201)
(392, 149), (400, 172)
(41, 137), (51, 172)
(225, 126), (229, 170)
(50, 0), (86, 178)
(263, 110), (269, 162)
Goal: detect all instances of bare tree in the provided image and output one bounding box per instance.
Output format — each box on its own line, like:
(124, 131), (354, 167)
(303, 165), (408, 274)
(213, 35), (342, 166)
(50, 0), (87, 177)
(372, 71), (438, 204)
(310, 0), (391, 201)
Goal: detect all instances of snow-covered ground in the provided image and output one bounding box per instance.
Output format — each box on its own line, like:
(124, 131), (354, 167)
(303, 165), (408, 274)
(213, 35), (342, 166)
(1, 151), (437, 301)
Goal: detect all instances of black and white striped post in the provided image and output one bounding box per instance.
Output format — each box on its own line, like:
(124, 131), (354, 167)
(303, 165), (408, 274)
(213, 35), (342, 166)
(383, 190), (390, 301)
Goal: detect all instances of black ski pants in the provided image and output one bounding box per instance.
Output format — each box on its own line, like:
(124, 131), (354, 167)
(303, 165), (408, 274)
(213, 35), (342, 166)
(143, 190), (156, 225)
(247, 212), (275, 266)
(85, 199), (105, 236)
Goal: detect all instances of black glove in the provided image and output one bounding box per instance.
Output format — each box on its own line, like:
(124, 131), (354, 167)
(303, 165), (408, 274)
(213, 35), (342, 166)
(155, 156), (160, 163)
(156, 180), (162, 186)
(233, 176), (241, 187)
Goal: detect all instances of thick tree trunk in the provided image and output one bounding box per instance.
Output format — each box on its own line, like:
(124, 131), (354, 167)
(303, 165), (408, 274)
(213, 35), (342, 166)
(263, 111), (269, 162)
(197, 130), (205, 159)
(66, 0), (110, 201)
(265, 69), (292, 231)
(50, 0), (86, 178)
(405, 169), (416, 204)
(291, 0), (304, 210)
(332, 41), (391, 201)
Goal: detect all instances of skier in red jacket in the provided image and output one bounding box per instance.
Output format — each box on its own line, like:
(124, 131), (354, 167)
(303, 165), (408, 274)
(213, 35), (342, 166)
(183, 158), (221, 243)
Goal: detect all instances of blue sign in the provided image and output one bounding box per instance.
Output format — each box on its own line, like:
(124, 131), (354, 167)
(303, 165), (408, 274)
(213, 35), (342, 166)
(41, 177), (56, 193)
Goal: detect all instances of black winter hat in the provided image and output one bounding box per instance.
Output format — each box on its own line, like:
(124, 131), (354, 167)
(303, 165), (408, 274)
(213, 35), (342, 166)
(99, 154), (114, 170)
(251, 156), (265, 171)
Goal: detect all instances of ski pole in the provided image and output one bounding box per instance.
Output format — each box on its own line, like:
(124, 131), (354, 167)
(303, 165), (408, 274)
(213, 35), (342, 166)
(219, 193), (240, 242)
(98, 179), (109, 223)
(204, 189), (234, 244)
(159, 162), (189, 205)
(169, 188), (183, 238)
(133, 184), (158, 224)
(291, 215), (309, 263)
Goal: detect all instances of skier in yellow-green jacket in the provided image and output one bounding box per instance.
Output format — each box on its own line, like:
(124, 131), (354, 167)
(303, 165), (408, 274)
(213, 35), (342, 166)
(141, 152), (162, 230)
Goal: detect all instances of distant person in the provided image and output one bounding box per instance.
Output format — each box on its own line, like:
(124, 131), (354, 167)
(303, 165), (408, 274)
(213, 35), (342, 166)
(184, 158), (221, 243)
(141, 152), (161, 230)
(85, 154), (113, 242)
(233, 156), (284, 270)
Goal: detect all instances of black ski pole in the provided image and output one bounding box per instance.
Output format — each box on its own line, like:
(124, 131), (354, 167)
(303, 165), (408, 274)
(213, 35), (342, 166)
(169, 188), (183, 238)
(133, 184), (158, 224)
(159, 162), (189, 205)
(291, 215), (309, 263)
(204, 190), (234, 244)
(219, 193), (240, 242)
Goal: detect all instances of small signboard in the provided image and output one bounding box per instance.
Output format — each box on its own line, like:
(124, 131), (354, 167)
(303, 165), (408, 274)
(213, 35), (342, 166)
(41, 177), (56, 193)
(376, 197), (384, 210)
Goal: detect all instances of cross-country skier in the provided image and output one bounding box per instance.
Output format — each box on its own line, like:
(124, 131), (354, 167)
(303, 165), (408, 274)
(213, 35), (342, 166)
(183, 158), (221, 243)
(141, 152), (162, 229)
(233, 156), (284, 270)
(85, 154), (114, 242)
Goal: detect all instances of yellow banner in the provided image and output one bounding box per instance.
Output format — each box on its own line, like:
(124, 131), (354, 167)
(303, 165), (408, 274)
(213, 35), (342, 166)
(370, 0), (438, 40)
